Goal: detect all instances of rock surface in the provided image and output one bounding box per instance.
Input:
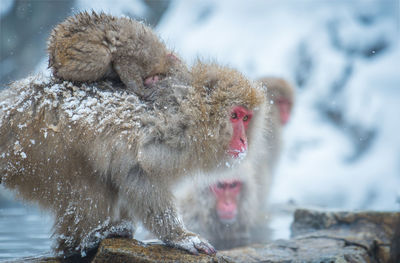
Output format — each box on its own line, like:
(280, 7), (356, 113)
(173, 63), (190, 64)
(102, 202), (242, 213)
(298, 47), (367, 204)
(92, 239), (231, 263)
(221, 209), (399, 263)
(17, 209), (400, 263)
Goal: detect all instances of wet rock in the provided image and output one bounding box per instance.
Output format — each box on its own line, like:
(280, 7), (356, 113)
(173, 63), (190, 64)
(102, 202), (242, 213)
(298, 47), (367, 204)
(219, 237), (370, 263)
(291, 209), (399, 262)
(221, 209), (399, 263)
(92, 238), (232, 263)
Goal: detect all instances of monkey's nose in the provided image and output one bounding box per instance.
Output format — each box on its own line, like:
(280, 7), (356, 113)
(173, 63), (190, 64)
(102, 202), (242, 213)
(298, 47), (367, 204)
(239, 137), (248, 150)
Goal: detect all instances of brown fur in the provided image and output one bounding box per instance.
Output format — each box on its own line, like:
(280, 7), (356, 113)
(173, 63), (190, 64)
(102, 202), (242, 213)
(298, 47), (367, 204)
(48, 11), (185, 98)
(0, 61), (265, 256)
(177, 77), (295, 249)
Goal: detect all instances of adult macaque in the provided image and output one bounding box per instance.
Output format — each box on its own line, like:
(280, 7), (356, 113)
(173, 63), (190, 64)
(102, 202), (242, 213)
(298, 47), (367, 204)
(178, 77), (295, 249)
(261, 77), (294, 126)
(48, 11), (184, 99)
(0, 60), (265, 257)
(259, 77), (295, 173)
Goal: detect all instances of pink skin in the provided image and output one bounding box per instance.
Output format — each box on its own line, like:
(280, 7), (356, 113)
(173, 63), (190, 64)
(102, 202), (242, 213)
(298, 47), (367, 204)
(144, 75), (160, 86)
(228, 106), (253, 158)
(278, 99), (291, 125)
(143, 53), (180, 87)
(210, 180), (242, 222)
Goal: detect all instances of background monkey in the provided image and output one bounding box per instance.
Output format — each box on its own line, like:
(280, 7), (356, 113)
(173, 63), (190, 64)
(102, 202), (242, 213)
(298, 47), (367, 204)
(0, 59), (266, 257)
(177, 77), (295, 249)
(260, 77), (295, 174)
(48, 11), (185, 99)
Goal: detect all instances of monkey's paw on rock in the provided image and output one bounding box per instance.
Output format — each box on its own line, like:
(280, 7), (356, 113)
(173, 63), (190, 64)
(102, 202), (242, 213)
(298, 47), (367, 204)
(90, 238), (229, 263)
(165, 232), (217, 255)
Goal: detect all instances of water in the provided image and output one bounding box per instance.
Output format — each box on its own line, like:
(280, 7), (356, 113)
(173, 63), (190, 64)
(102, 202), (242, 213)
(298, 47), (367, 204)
(0, 188), (148, 261)
(0, 189), (53, 261)
(0, 188), (294, 261)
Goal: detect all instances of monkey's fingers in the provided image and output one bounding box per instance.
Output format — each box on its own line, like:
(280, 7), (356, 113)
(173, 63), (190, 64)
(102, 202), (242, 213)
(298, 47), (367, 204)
(144, 75), (160, 86)
(167, 234), (216, 255)
(194, 240), (216, 255)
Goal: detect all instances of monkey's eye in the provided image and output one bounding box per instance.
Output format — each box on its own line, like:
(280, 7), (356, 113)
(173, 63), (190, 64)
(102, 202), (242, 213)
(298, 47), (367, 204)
(243, 115), (248, 122)
(229, 182), (238, 188)
(217, 182), (225, 189)
(231, 112), (238, 119)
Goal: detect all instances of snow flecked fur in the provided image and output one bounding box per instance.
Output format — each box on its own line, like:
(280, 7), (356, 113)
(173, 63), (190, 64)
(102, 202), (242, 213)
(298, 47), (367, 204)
(0, 61), (265, 256)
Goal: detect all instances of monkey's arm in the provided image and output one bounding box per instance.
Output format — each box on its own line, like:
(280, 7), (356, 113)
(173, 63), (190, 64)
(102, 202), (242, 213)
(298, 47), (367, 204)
(120, 165), (216, 255)
(113, 56), (146, 96)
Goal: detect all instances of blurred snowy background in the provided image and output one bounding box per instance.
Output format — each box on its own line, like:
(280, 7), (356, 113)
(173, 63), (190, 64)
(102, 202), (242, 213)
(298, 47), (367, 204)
(1, 0), (399, 260)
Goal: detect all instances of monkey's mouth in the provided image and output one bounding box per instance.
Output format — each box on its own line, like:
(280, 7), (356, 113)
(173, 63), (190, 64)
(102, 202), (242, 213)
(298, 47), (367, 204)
(228, 149), (247, 159)
(217, 211), (237, 224)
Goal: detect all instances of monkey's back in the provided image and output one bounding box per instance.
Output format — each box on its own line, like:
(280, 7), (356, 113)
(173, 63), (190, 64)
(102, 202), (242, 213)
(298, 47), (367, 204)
(0, 75), (167, 191)
(48, 12), (115, 82)
(0, 75), (147, 137)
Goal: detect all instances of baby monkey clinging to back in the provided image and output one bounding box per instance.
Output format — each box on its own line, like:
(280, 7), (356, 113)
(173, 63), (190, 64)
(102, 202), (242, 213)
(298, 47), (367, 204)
(48, 11), (183, 98)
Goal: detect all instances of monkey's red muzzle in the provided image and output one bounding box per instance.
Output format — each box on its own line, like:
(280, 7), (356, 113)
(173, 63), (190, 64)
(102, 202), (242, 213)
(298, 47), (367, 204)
(228, 106), (251, 158)
(211, 180), (242, 222)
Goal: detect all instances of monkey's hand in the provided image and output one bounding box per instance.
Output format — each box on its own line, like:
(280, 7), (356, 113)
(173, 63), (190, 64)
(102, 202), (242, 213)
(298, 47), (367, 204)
(165, 231), (216, 255)
(144, 75), (160, 86)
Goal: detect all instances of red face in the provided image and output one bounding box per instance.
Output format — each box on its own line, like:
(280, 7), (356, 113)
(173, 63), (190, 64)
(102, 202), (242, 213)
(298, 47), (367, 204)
(277, 98), (291, 126)
(228, 106), (253, 158)
(210, 179), (242, 223)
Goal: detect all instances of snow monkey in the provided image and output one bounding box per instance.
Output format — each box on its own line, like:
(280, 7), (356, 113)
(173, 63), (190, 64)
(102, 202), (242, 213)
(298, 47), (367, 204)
(259, 77), (295, 173)
(0, 60), (266, 257)
(178, 77), (294, 249)
(48, 11), (185, 99)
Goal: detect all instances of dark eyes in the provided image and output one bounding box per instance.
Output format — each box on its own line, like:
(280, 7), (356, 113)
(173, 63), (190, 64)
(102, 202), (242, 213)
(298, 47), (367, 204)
(229, 182), (238, 188)
(231, 112), (249, 121)
(216, 182), (239, 189)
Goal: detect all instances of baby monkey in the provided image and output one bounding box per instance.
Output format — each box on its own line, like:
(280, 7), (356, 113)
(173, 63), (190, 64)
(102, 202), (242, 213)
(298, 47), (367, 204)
(48, 11), (182, 98)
